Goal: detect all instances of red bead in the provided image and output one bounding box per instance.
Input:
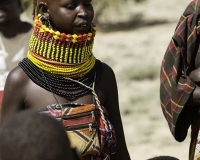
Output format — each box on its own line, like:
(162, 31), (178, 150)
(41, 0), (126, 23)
(48, 33), (53, 38)
(67, 34), (72, 39)
(60, 33), (66, 38)
(66, 39), (71, 42)
(60, 37), (64, 41)
(78, 35), (83, 39)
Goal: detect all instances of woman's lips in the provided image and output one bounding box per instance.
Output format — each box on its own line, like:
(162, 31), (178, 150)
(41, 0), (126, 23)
(74, 24), (91, 34)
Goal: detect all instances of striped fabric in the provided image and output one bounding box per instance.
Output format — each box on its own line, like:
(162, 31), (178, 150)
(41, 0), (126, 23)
(160, 0), (200, 140)
(38, 103), (116, 160)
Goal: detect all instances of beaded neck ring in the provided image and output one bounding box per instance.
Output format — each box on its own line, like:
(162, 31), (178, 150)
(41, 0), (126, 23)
(28, 14), (97, 77)
(19, 14), (102, 100)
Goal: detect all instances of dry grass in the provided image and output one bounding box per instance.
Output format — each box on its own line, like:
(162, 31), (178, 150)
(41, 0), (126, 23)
(93, 0), (192, 159)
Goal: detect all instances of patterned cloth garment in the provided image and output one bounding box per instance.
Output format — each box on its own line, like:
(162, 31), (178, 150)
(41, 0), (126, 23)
(38, 103), (116, 160)
(160, 0), (200, 159)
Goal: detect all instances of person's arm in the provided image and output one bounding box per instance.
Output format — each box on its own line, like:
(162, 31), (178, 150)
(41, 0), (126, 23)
(160, 0), (200, 142)
(101, 63), (130, 160)
(0, 67), (26, 126)
(188, 68), (200, 105)
(172, 68), (200, 141)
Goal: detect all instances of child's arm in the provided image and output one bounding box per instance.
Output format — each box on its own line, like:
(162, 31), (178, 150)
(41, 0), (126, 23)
(101, 63), (131, 160)
(1, 67), (26, 126)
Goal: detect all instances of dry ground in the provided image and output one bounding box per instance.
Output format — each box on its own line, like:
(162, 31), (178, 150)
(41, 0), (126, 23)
(92, 0), (192, 159)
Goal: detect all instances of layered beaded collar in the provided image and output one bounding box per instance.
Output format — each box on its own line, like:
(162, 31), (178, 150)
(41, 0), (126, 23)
(28, 14), (97, 77)
(19, 14), (102, 100)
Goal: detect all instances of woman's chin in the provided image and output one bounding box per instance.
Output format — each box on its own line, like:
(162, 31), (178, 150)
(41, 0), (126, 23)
(73, 26), (91, 34)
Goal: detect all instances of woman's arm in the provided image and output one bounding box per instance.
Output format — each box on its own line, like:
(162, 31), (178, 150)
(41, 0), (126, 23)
(101, 63), (131, 160)
(1, 67), (27, 126)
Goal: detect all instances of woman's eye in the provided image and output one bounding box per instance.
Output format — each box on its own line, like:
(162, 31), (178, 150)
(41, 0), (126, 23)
(84, 3), (91, 7)
(66, 5), (76, 10)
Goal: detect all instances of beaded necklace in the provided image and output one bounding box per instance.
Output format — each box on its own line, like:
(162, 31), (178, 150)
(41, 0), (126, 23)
(28, 14), (97, 77)
(19, 14), (102, 100)
(19, 58), (101, 100)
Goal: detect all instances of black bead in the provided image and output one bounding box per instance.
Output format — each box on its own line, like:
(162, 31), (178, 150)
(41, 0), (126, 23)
(19, 58), (102, 100)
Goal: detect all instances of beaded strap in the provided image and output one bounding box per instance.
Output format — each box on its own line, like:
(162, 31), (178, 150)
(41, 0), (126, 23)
(62, 76), (109, 133)
(39, 66), (109, 132)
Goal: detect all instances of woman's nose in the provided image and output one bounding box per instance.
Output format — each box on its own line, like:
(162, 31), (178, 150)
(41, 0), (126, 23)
(77, 5), (88, 18)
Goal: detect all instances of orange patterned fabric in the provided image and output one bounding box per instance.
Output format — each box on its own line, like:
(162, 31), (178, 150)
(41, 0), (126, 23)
(38, 103), (117, 160)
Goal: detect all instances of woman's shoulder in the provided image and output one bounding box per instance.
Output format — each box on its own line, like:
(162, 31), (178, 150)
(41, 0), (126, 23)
(6, 66), (29, 88)
(100, 61), (116, 78)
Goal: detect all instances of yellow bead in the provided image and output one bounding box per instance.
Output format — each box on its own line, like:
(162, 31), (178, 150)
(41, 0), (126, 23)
(45, 28), (50, 32)
(88, 32), (92, 36)
(72, 39), (77, 43)
(39, 29), (45, 33)
(72, 34), (78, 39)
(53, 35), (59, 40)
(41, 25), (46, 29)
(54, 31), (60, 36)
(49, 29), (54, 34)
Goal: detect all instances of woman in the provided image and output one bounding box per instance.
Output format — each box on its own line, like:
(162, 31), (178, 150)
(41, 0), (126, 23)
(1, 0), (130, 159)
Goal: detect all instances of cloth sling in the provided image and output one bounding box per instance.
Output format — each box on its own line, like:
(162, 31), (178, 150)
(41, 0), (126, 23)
(38, 73), (116, 160)
(160, 0), (200, 159)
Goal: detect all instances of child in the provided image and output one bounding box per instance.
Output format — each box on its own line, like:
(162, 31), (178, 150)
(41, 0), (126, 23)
(0, 0), (130, 159)
(160, 0), (200, 159)
(147, 156), (179, 160)
(0, 111), (82, 160)
(0, 0), (33, 72)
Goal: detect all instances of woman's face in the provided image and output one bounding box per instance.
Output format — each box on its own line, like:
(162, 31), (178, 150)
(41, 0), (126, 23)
(41, 0), (94, 34)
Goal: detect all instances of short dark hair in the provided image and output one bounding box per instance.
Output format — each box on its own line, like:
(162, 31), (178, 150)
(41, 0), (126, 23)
(0, 111), (75, 160)
(147, 156), (179, 160)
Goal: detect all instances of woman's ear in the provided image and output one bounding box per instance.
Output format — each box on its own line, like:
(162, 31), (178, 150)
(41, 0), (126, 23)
(38, 2), (50, 20)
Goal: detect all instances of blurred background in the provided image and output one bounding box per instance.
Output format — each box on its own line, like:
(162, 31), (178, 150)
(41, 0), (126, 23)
(19, 0), (192, 159)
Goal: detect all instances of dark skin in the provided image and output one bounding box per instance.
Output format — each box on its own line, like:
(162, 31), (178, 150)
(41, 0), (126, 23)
(0, 0), (32, 38)
(188, 68), (200, 105)
(0, 0), (130, 159)
(172, 68), (200, 141)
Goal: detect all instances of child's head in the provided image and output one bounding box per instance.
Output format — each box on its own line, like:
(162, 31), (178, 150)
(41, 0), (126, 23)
(147, 156), (179, 160)
(0, 110), (77, 160)
(0, 0), (22, 24)
(33, 0), (94, 34)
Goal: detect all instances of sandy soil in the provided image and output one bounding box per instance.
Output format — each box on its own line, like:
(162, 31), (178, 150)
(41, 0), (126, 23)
(92, 0), (192, 159)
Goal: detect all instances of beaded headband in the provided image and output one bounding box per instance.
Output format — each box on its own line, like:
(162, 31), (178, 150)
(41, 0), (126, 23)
(28, 14), (97, 77)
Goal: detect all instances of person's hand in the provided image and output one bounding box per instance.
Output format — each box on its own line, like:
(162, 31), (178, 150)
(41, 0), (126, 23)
(189, 68), (200, 85)
(187, 68), (200, 105)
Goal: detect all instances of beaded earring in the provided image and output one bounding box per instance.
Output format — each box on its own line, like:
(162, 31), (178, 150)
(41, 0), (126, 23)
(39, 15), (53, 29)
